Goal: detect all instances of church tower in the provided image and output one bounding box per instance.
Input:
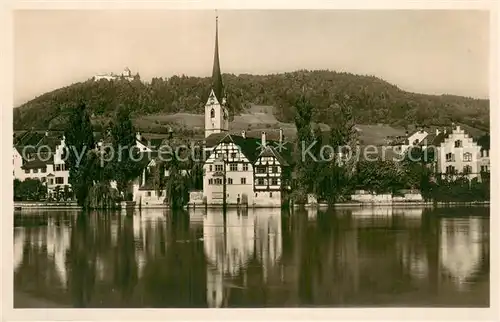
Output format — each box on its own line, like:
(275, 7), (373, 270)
(205, 14), (229, 138)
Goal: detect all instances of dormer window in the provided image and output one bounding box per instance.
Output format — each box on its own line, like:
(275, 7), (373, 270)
(210, 108), (215, 118)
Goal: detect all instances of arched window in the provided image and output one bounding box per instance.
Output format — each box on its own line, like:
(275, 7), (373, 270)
(210, 108), (215, 118)
(463, 152), (472, 162)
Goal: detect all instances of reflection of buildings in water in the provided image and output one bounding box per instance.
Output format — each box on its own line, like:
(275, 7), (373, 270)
(189, 209), (206, 227)
(132, 214), (146, 278)
(400, 244), (428, 280)
(254, 209), (283, 282)
(307, 208), (317, 221)
(204, 209), (256, 277)
(352, 206), (424, 218)
(353, 207), (423, 229)
(352, 206), (394, 217)
(132, 211), (168, 279)
(204, 209), (284, 307)
(14, 218), (72, 287)
(204, 209), (256, 308)
(45, 218), (71, 287)
(13, 229), (25, 272)
(440, 217), (483, 289)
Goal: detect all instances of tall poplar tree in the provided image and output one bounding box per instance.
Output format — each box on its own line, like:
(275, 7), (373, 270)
(110, 104), (143, 199)
(64, 100), (96, 207)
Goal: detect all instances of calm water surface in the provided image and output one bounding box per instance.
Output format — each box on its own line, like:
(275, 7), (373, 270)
(13, 206), (489, 308)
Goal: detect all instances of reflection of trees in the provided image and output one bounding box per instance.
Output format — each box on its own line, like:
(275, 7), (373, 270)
(140, 210), (207, 307)
(112, 215), (138, 304)
(67, 213), (97, 307)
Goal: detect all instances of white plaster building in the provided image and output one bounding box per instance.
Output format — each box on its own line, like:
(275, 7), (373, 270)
(425, 125), (489, 180)
(199, 16), (293, 208)
(392, 128), (429, 154)
(13, 131), (71, 196)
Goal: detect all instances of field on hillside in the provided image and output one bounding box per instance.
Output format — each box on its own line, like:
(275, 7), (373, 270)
(131, 106), (412, 145)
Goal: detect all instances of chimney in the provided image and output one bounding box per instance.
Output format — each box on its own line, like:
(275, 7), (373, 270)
(241, 130), (246, 139)
(136, 132), (141, 141)
(436, 128), (440, 136)
(261, 131), (267, 148)
(279, 128), (284, 144)
(45, 131), (49, 136)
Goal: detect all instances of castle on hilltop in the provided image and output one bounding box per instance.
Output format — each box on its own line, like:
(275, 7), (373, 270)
(94, 67), (136, 81)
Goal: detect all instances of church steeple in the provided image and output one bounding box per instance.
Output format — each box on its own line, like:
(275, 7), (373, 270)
(204, 12), (229, 138)
(212, 13), (224, 104)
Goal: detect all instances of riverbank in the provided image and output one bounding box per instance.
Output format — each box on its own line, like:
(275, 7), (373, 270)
(14, 200), (490, 210)
(14, 201), (80, 210)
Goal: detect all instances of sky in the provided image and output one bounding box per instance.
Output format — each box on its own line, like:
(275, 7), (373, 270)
(14, 10), (490, 106)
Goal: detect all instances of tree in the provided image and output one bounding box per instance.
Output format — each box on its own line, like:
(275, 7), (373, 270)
(13, 179), (47, 201)
(355, 160), (404, 194)
(109, 104), (143, 197)
(64, 100), (96, 207)
(319, 100), (358, 205)
(63, 185), (72, 201)
(53, 186), (62, 201)
(164, 157), (189, 209)
(293, 95), (321, 200)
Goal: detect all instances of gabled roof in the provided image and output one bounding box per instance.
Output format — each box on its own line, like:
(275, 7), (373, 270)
(257, 146), (290, 166)
(15, 131), (45, 147)
(21, 155), (54, 169)
(206, 133), (294, 165)
(38, 135), (63, 151)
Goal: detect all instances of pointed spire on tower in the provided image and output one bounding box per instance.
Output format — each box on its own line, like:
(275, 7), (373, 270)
(212, 11), (224, 104)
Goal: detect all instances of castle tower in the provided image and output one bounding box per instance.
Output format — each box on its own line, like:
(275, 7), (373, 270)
(205, 14), (229, 138)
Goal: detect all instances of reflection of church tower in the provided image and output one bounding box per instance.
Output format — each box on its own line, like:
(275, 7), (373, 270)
(205, 14), (229, 138)
(204, 209), (256, 307)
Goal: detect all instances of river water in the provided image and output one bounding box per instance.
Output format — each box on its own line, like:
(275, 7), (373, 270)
(13, 206), (489, 308)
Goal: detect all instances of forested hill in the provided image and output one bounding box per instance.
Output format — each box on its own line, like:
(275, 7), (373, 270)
(13, 70), (489, 132)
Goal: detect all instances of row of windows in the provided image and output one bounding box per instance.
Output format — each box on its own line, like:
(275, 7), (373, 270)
(445, 165), (473, 174)
(25, 177), (65, 184)
(445, 152), (473, 162)
(207, 177), (281, 185)
(481, 165), (490, 172)
(54, 164), (66, 171)
(24, 164), (67, 174)
(256, 178), (280, 186)
(213, 152), (238, 160)
(208, 177), (247, 185)
(146, 191), (163, 197)
(25, 168), (46, 174)
(256, 166), (279, 174)
(209, 163), (249, 172)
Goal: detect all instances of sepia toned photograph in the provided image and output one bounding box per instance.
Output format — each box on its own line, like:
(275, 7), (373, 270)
(11, 9), (491, 310)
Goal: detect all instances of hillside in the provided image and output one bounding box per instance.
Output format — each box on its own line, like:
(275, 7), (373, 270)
(13, 70), (489, 134)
